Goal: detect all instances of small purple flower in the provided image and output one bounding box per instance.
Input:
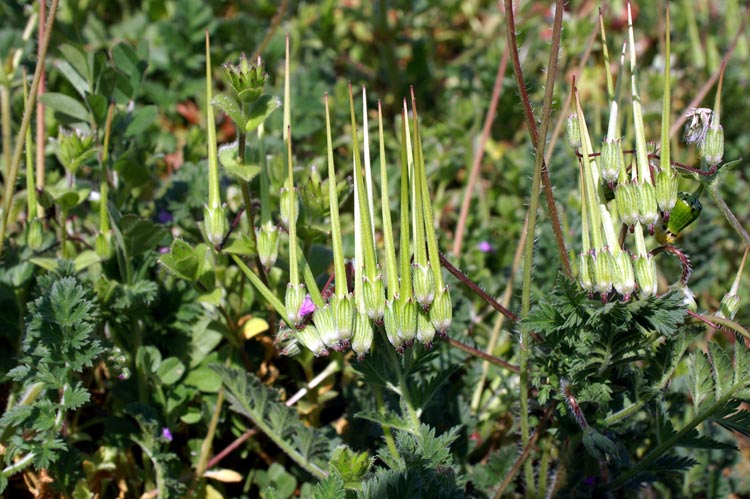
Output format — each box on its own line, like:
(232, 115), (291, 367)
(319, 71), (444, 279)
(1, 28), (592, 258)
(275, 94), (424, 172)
(299, 294), (316, 318)
(582, 475), (597, 487)
(477, 241), (493, 253)
(157, 209), (174, 224)
(162, 427), (173, 442)
(159, 246), (170, 254)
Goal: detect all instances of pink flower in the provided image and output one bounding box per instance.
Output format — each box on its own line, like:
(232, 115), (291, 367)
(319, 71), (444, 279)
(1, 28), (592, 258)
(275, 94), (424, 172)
(162, 427), (173, 442)
(477, 241), (493, 253)
(299, 294), (316, 317)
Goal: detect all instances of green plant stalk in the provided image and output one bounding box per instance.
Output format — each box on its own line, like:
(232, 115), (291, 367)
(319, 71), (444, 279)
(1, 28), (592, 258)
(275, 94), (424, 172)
(259, 123), (271, 224)
(283, 34), (291, 142)
(60, 206), (69, 259)
(22, 72), (37, 219)
(599, 8), (615, 103)
(324, 95), (348, 299)
(298, 245), (324, 307)
(517, 2), (563, 494)
(706, 178), (750, 246)
(232, 254), (296, 328)
(1, 84), (10, 186)
(684, 0), (705, 69)
(660, 5), (672, 172)
(374, 385), (400, 461)
(348, 84), (378, 281)
(361, 86), (375, 232)
(411, 94), (443, 289)
(0, 0), (59, 257)
(205, 34), (220, 212)
(704, 314), (750, 340)
(100, 103), (115, 236)
(627, 3), (652, 185)
(384, 339), (421, 431)
(575, 87), (603, 249)
(398, 104), (413, 301)
(286, 128), (300, 285)
(194, 380), (227, 480)
(378, 102), (398, 300)
(604, 380), (746, 491)
(409, 100), (429, 271)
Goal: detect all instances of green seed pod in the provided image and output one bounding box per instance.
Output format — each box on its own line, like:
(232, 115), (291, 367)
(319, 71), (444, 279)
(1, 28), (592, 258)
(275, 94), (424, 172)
(95, 231), (112, 259)
(416, 309), (436, 347)
(430, 286), (452, 335)
(331, 293), (354, 344)
(611, 251), (635, 299)
(657, 192), (702, 244)
(634, 255), (657, 297)
(203, 204), (227, 247)
(313, 304), (339, 350)
(362, 275), (385, 322)
(655, 168), (678, 217)
(285, 283), (307, 326)
(593, 250), (614, 295)
(351, 311), (374, 360)
(615, 183), (639, 227)
(279, 187), (298, 229)
(256, 221), (280, 271)
(383, 300), (402, 349)
(223, 54), (267, 103)
(600, 138), (623, 185)
(27, 218), (44, 251)
(296, 324), (329, 356)
(412, 263), (435, 309)
(566, 114), (582, 150)
(636, 182), (659, 231)
(395, 298), (417, 347)
(717, 292), (740, 320)
(700, 124), (724, 167)
(578, 252), (595, 294)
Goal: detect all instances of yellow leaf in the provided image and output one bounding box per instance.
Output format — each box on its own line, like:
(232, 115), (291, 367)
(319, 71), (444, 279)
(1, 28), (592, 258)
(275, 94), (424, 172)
(241, 317), (269, 340)
(203, 468), (243, 483)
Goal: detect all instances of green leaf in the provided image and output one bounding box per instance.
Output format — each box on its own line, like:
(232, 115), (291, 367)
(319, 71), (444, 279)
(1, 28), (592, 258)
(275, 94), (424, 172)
(184, 365), (222, 393)
(221, 233), (256, 255)
(244, 94), (281, 132)
(120, 215), (169, 257)
(125, 105), (158, 137)
(86, 93), (109, 127)
(59, 44), (91, 84)
(708, 343), (733, 400)
(328, 445), (371, 486)
(311, 474), (345, 499)
(40, 92), (90, 122)
(354, 411), (413, 433)
(180, 409), (202, 425)
(111, 42), (147, 83)
(136, 345), (162, 373)
(212, 93), (244, 128)
(688, 351), (715, 413)
(57, 59), (89, 98)
(218, 143), (262, 182)
(73, 250), (101, 271)
(159, 239), (199, 281)
(157, 357), (185, 385)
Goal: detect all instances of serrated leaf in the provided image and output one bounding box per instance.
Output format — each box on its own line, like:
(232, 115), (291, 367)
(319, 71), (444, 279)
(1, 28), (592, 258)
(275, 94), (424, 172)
(120, 214), (169, 257)
(244, 95), (281, 132)
(355, 410), (414, 432)
(688, 351), (714, 412)
(708, 342), (733, 399)
(311, 474), (345, 499)
(40, 92), (90, 122)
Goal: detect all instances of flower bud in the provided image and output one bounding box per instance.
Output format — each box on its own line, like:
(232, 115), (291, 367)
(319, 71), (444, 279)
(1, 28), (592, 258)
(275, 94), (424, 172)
(412, 263), (435, 309)
(256, 222), (279, 271)
(566, 114), (582, 150)
(634, 255), (657, 297)
(655, 168), (678, 218)
(275, 326), (301, 356)
(416, 309), (436, 347)
(700, 124), (724, 167)
(635, 182), (659, 232)
(203, 204), (227, 247)
(27, 218), (44, 251)
(296, 324), (329, 356)
(285, 283), (307, 326)
(95, 231), (112, 259)
(279, 187), (298, 229)
(611, 251), (635, 300)
(593, 250), (614, 296)
(56, 127), (97, 174)
(430, 286), (452, 336)
(600, 138), (623, 185)
(615, 183), (639, 227)
(578, 252), (595, 294)
(351, 311), (374, 360)
(361, 276), (384, 323)
(223, 54), (267, 103)
(395, 298), (417, 348)
(331, 293), (354, 344)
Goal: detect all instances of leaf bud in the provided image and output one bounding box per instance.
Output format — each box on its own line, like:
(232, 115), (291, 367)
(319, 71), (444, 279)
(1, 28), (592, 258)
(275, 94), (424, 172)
(223, 54), (267, 103)
(412, 263), (435, 309)
(256, 221), (279, 271)
(634, 255), (657, 297)
(296, 324), (329, 356)
(203, 204), (227, 247)
(600, 138), (623, 185)
(566, 114), (582, 150)
(351, 311), (374, 361)
(700, 124), (724, 167)
(429, 286), (452, 336)
(56, 127), (97, 174)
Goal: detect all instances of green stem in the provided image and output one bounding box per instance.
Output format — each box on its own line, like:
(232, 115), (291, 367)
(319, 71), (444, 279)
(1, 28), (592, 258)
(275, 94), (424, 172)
(706, 178), (750, 246)
(324, 95), (347, 298)
(232, 254), (295, 328)
(384, 343), (420, 431)
(0, 0), (59, 257)
(374, 385), (400, 461)
(1, 84), (11, 187)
